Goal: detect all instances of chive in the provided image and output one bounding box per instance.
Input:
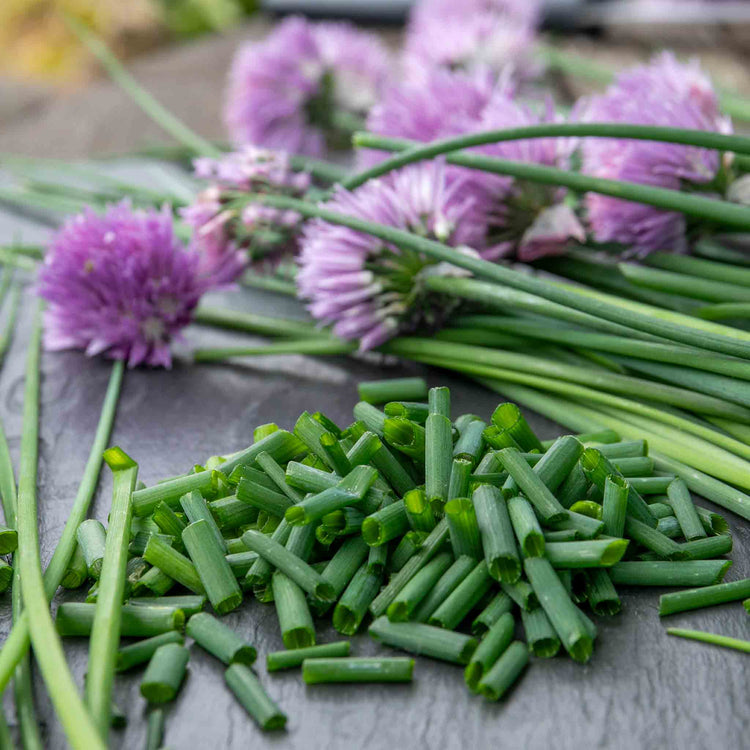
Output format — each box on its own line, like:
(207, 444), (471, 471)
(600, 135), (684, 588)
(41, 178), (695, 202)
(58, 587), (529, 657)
(581, 570), (618, 616)
(332, 563), (382, 635)
(477, 640), (529, 701)
(242, 529), (334, 601)
(499, 448), (566, 523)
(130, 531), (177, 558)
(412, 555), (476, 622)
(140, 643), (189, 704)
(625, 516), (685, 560)
(0, 561), (12, 593)
(221, 430), (306, 478)
(359, 377), (428, 404)
(545, 539), (628, 569)
(180, 490), (227, 552)
(116, 632), (185, 672)
(385, 401), (430, 423)
(85, 448), (138, 735)
(444, 497), (483, 560)
(556, 463), (589, 509)
(518, 607), (559, 658)
(666, 628), (750, 654)
(474, 451), (502, 476)
(448, 458), (473, 501)
(547, 510), (604, 539)
(266, 642), (350, 672)
(472, 485), (520, 581)
(535, 436), (585, 492)
(143, 535), (204, 594)
(61, 544), (89, 589)
(657, 516), (681, 539)
(429, 560), (493, 630)
(57, 602), (184, 637)
(628, 477), (676, 495)
(544, 529), (578, 542)
(132, 471), (217, 517)
(317, 536), (370, 607)
(507, 495), (545, 557)
(492, 403), (543, 452)
(598, 440), (648, 458)
(610, 560), (731, 587)
(470, 591), (513, 636)
(0, 525), (17, 554)
(318, 432), (351, 476)
(387, 552), (453, 622)
(648, 502), (675, 520)
(209, 496), (257, 530)
(352, 402), (387, 436)
(525, 557), (593, 663)
(403, 488), (435, 532)
(152, 501), (187, 537)
(383, 416), (426, 463)
(243, 521), (291, 587)
(611, 456), (654, 477)
(183, 612), (255, 666)
(145, 708), (164, 750)
(569, 500), (603, 520)
(369, 617), (477, 664)
(453, 420), (487, 466)
(237, 478), (292, 518)
(659, 578), (750, 616)
(345, 431), (383, 468)
(428, 386), (450, 417)
(76, 520), (107, 580)
(501, 580), (538, 611)
(484, 425), (520, 450)
(226, 551), (259, 578)
(132, 567), (175, 597)
(303, 656), (414, 684)
(225, 664), (286, 731)
(369, 441), (416, 497)
(425, 414), (453, 511)
(272, 571), (315, 648)
(362, 501), (409, 546)
(464, 611), (515, 691)
(255, 452), (303, 503)
(666, 479), (706, 541)
(182, 520), (242, 614)
(678, 535), (733, 560)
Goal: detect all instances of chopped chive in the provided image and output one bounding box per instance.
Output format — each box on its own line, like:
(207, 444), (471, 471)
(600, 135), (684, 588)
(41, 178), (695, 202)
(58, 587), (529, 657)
(303, 656), (414, 684)
(453, 420), (487, 466)
(61, 544), (89, 589)
(333, 563), (382, 635)
(557, 463), (589, 509)
(535, 436), (584, 491)
(444, 497), (483, 560)
(0, 561), (12, 593)
(569, 500), (603, 520)
(472, 485), (520, 581)
(448, 458), (472, 501)
(369, 616), (477, 664)
(612, 456), (654, 477)
(520, 607), (561, 658)
(598, 440), (648, 458)
(678, 535), (733, 560)
(140, 643), (189, 704)
(501, 471), (520, 500)
(586, 570), (621, 616)
(412, 555), (476, 622)
(525, 557), (593, 663)
(507, 495), (545, 557)
(145, 708), (164, 750)
(403, 488), (436, 532)
(143, 534), (205, 595)
(387, 552), (453, 622)
(358, 377), (428, 405)
(384, 401), (430, 423)
(255, 452), (303, 503)
(501, 580), (538, 611)
(0, 525), (17, 554)
(471, 591), (514, 636)
(362, 501), (409, 546)
(545, 539), (628, 569)
(180, 490), (226, 552)
(544, 529), (578, 542)
(236, 477), (293, 518)
(369, 441), (416, 496)
(477, 640), (529, 701)
(267, 642), (351, 671)
(132, 470), (217, 518)
(647, 502), (674, 520)
(210, 496), (257, 530)
(186, 612), (256, 665)
(610, 560), (731, 587)
(666, 479), (706, 541)
(132, 567), (175, 597)
(76, 520), (107, 580)
(666, 628), (750, 654)
(657, 516), (683, 539)
(116, 631), (185, 672)
(317, 536), (370, 608)
(352, 402), (387, 436)
(225, 664), (287, 731)
(483, 425), (520, 450)
(345, 431), (383, 468)
(129, 531), (175, 558)
(425, 414), (454, 511)
(319, 432), (352, 476)
(499, 448), (566, 523)
(152, 501), (187, 538)
(428, 386), (451, 418)
(547, 510), (605, 539)
(182, 520), (242, 615)
(57, 602), (184, 637)
(273, 571), (315, 648)
(659, 577), (750, 616)
(492, 403), (543, 452)
(221, 430), (307, 480)
(243, 521), (291, 587)
(474, 451), (502, 476)
(226, 551), (260, 578)
(454, 413), (482, 435)
(625, 516), (686, 560)
(242, 529), (335, 601)
(628, 477), (676, 495)
(429, 560), (493, 630)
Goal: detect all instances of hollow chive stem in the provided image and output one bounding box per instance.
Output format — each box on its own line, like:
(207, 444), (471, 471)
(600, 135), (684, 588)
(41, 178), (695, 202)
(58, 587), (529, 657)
(534, 435), (585, 493)
(499, 448), (566, 523)
(545, 539), (629, 569)
(602, 475), (629, 538)
(666, 479), (706, 541)
(358, 377), (428, 404)
(255, 452), (303, 503)
(362, 501), (409, 546)
(267, 642), (351, 672)
(333, 563), (382, 635)
(524, 557), (593, 663)
(180, 490), (226, 552)
(385, 401), (430, 424)
(242, 529), (335, 601)
(272, 571), (316, 648)
(472, 485), (520, 582)
(116, 631), (185, 672)
(58, 601), (184, 637)
(547, 510), (604, 539)
(225, 664), (287, 731)
(143, 535), (205, 594)
(609, 560), (731, 587)
(412, 555), (476, 623)
(520, 607), (561, 658)
(477, 640), (529, 701)
(491, 403), (543, 452)
(346, 431), (384, 468)
(145, 708), (164, 750)
(613, 457), (654, 477)
(507, 495), (545, 557)
(0, 525), (17, 554)
(425, 413), (453, 512)
(666, 628), (750, 654)
(444, 497), (483, 560)
(85, 447), (138, 737)
(472, 591), (514, 636)
(448, 458), (473, 501)
(186, 612), (256, 665)
(316, 536), (370, 611)
(140, 644), (189, 704)
(152, 501), (187, 538)
(383, 417), (426, 463)
(625, 516), (685, 560)
(244, 521), (291, 588)
(76, 520), (106, 580)
(320, 432), (352, 475)
(303, 657), (414, 684)
(557, 464), (589, 509)
(429, 560), (493, 630)
(403, 488), (436, 532)
(677, 535), (734, 561)
(387, 552), (453, 622)
(659, 578), (750, 616)
(61, 544), (88, 589)
(586, 570), (621, 616)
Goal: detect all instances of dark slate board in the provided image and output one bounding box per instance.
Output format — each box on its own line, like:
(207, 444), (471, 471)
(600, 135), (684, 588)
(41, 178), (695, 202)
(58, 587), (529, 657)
(0, 198), (748, 750)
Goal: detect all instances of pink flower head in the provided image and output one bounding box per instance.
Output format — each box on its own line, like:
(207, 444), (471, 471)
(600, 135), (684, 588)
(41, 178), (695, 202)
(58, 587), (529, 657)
(38, 201), (213, 368)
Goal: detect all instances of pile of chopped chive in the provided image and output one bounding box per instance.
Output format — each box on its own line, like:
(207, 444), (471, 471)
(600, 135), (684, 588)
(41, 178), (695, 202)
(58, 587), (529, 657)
(52, 378), (747, 738)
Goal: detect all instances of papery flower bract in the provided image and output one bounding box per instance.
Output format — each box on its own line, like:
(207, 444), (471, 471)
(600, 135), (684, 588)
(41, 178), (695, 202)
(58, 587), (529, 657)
(580, 52), (731, 256)
(297, 162), (488, 350)
(224, 16), (390, 156)
(38, 201), (212, 368)
(181, 147), (310, 275)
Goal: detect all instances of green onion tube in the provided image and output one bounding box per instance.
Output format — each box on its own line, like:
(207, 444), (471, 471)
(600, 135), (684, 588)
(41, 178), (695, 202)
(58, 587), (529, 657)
(320, 432), (352, 476)
(57, 602), (184, 637)
(625, 477), (675, 495)
(613, 457), (655, 477)
(666, 479), (706, 541)
(601, 475), (629, 538)
(499, 448), (566, 523)
(243, 521), (291, 588)
(524, 557), (593, 663)
(659, 578), (750, 616)
(412, 555), (476, 623)
(425, 414), (453, 511)
(557, 464), (589, 509)
(507, 495), (545, 557)
(491, 403), (543, 452)
(403, 488), (436, 532)
(116, 631), (185, 672)
(333, 563), (382, 635)
(362, 501), (409, 546)
(346, 431), (384, 468)
(180, 490), (226, 552)
(477, 640), (529, 701)
(387, 552), (453, 622)
(272, 571), (315, 648)
(369, 617), (478, 665)
(678, 535), (734, 561)
(586, 570), (621, 616)
(534, 436), (584, 492)
(501, 580), (538, 611)
(316, 536), (370, 611)
(666, 628), (750, 654)
(143, 535), (205, 595)
(186, 612), (256, 665)
(303, 657), (414, 684)
(569, 500), (602, 520)
(520, 607), (561, 658)
(210, 497), (257, 530)
(267, 642), (351, 672)
(453, 420), (486, 466)
(444, 497), (483, 560)
(152, 501), (187, 538)
(145, 708), (164, 750)
(256, 452), (303, 503)
(473, 485), (520, 582)
(429, 561), (493, 630)
(0, 525), (17, 554)
(471, 591), (514, 636)
(61, 544), (88, 589)
(140, 643), (189, 704)
(225, 664), (287, 731)
(624, 516), (685, 560)
(132, 567), (175, 597)
(464, 612), (515, 691)
(610, 560), (731, 587)
(545, 539), (629, 569)
(358, 377), (428, 404)
(76, 520), (106, 580)
(132, 471), (217, 518)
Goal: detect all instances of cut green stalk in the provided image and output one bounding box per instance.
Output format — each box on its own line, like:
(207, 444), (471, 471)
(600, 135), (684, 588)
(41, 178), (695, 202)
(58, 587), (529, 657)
(610, 560), (731, 587)
(255, 452), (303, 503)
(61, 544), (88, 589)
(145, 708), (164, 750)
(666, 628), (750, 654)
(477, 640), (529, 701)
(628, 477), (677, 495)
(677, 535), (734, 561)
(132, 471), (218, 517)
(385, 401), (430, 423)
(425, 413), (453, 511)
(57, 602), (184, 637)
(596, 440), (648, 458)
(273, 571), (315, 648)
(358, 377), (428, 404)
(317, 536), (370, 607)
(499, 447), (566, 523)
(403, 488), (436, 532)
(320, 432), (352, 476)
(546, 510), (604, 540)
(586, 570), (621, 616)
(143, 535), (205, 594)
(520, 607), (561, 657)
(152, 501), (187, 538)
(453, 420), (486, 466)
(507, 495), (545, 557)
(387, 530), (425, 573)
(444, 497), (483, 560)
(333, 563), (382, 635)
(545, 539), (628, 569)
(666, 479), (706, 541)
(613, 457), (654, 477)
(569, 500), (603, 520)
(557, 464), (589, 509)
(346, 431), (384, 469)
(471, 591), (514, 636)
(601, 475), (629, 538)
(237, 477), (292, 519)
(86, 447), (138, 737)
(116, 631), (185, 672)
(465, 612), (515, 691)
(472, 485), (520, 582)
(186, 612), (256, 665)
(534, 435), (584, 492)
(500, 580), (538, 611)
(625, 516), (685, 561)
(267, 642), (351, 671)
(224, 664), (287, 731)
(491, 403), (543, 451)
(133, 567), (176, 597)
(429, 560), (493, 630)
(243, 521), (291, 587)
(383, 417), (425, 463)
(140, 643), (189, 704)
(413, 555), (476, 623)
(659, 578), (750, 616)
(76, 519), (107, 579)
(303, 657), (414, 684)
(180, 490), (226, 552)
(210, 496), (257, 530)
(369, 617), (477, 664)
(362, 500), (409, 546)
(387, 552), (453, 622)
(448, 458), (472, 501)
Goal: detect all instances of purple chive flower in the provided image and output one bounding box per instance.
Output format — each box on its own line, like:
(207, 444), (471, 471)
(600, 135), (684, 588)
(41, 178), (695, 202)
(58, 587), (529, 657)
(297, 161), (489, 350)
(38, 201), (212, 368)
(224, 16), (390, 156)
(580, 52), (732, 256)
(181, 146), (311, 275)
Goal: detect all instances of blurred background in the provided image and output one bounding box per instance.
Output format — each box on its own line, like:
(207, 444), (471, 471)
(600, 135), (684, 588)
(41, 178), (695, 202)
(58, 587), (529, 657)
(2, 0), (750, 157)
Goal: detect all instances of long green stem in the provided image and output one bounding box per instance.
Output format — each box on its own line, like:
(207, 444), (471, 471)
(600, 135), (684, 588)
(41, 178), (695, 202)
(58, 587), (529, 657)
(15, 309), (105, 749)
(666, 628), (750, 653)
